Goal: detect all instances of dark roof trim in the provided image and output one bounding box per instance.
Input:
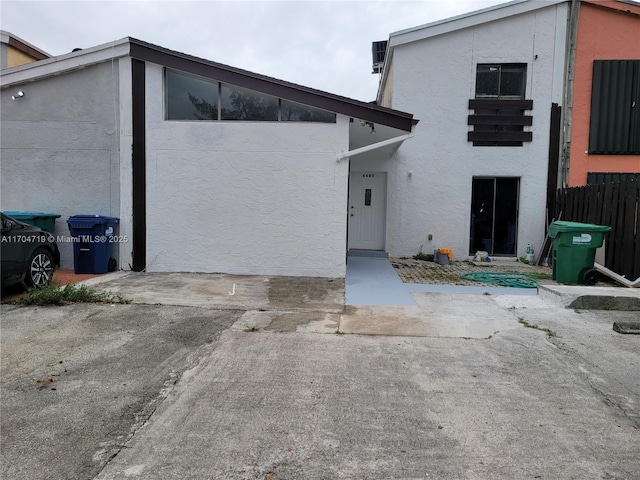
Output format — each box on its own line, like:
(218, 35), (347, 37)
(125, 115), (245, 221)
(7, 36), (49, 61)
(128, 38), (417, 132)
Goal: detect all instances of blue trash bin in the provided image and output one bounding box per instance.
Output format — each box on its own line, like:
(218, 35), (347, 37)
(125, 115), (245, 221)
(67, 215), (119, 274)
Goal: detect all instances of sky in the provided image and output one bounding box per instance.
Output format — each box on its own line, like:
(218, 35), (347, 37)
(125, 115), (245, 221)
(1, 0), (507, 101)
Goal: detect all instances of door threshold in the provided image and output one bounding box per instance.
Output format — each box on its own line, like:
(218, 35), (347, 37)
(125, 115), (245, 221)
(348, 249), (389, 258)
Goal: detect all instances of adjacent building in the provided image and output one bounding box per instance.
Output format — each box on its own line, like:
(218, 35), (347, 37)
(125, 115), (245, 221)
(371, 0), (639, 260)
(1, 30), (50, 69)
(564, 0), (640, 186)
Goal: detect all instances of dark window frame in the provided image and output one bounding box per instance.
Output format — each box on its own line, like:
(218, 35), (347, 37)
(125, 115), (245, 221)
(475, 64), (527, 100)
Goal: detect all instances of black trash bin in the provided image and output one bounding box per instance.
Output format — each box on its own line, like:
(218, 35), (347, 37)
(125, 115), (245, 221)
(67, 215), (119, 274)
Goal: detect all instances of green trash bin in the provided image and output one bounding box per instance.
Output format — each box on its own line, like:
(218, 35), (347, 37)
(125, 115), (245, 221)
(2, 211), (61, 233)
(548, 221), (611, 285)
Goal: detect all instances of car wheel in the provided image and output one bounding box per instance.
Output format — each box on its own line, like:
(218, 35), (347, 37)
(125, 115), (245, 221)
(26, 248), (54, 288)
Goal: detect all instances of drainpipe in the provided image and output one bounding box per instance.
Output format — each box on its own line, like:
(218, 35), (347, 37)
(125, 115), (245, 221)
(336, 133), (414, 162)
(559, 0), (580, 188)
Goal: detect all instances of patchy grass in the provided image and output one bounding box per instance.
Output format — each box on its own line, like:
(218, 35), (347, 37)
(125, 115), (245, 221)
(518, 317), (556, 337)
(13, 283), (130, 306)
(518, 256), (536, 265)
(413, 252), (434, 262)
(243, 326), (261, 332)
(522, 272), (552, 281)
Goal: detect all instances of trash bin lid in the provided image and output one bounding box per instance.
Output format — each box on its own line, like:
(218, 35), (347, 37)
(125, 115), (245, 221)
(549, 220), (611, 237)
(3, 210), (61, 219)
(68, 214), (119, 221)
(67, 214), (119, 228)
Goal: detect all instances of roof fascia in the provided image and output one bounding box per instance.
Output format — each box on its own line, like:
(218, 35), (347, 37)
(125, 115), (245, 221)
(129, 38), (416, 132)
(389, 0), (567, 48)
(0, 38), (130, 88)
(0, 30), (51, 59)
(581, 0), (640, 16)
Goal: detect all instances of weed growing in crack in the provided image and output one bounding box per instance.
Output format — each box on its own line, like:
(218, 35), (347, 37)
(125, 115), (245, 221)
(518, 317), (556, 337)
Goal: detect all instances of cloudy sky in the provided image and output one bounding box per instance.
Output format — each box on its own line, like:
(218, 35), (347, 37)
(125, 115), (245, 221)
(1, 0), (506, 101)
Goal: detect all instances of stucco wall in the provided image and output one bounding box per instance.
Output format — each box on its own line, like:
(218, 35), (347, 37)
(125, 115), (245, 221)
(143, 63), (349, 277)
(1, 61), (121, 268)
(568, 1), (640, 186)
(376, 3), (567, 259)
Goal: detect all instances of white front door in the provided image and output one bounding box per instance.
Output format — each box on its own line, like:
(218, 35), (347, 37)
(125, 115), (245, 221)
(348, 172), (387, 250)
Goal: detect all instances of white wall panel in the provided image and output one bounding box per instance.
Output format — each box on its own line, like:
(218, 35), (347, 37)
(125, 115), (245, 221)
(144, 63), (349, 277)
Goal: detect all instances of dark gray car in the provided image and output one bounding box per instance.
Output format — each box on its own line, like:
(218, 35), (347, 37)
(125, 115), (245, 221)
(1, 213), (60, 288)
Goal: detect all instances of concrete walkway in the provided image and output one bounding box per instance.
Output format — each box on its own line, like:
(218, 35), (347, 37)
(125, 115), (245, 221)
(343, 254), (537, 338)
(345, 254), (537, 307)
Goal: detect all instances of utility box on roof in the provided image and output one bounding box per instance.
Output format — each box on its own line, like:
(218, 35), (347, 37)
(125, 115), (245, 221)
(548, 221), (611, 285)
(67, 215), (119, 274)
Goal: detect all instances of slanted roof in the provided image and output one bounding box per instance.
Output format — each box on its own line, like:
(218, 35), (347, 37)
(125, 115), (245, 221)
(0, 30), (51, 62)
(128, 38), (415, 132)
(0, 36), (417, 132)
(387, 0), (566, 47)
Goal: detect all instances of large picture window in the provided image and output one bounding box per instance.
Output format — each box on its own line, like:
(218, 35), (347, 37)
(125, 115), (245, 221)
(165, 70), (336, 123)
(589, 60), (640, 155)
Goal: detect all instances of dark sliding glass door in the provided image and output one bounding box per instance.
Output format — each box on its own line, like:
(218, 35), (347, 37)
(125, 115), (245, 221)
(469, 177), (519, 256)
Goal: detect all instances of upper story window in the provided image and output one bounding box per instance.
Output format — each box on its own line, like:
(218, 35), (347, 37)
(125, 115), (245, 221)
(469, 63), (532, 147)
(165, 69), (336, 123)
(221, 84), (279, 121)
(166, 69), (218, 120)
(281, 99), (337, 123)
(589, 60), (640, 155)
(475, 64), (526, 100)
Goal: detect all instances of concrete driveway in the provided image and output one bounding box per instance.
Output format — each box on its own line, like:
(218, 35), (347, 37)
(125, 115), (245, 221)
(1, 272), (639, 479)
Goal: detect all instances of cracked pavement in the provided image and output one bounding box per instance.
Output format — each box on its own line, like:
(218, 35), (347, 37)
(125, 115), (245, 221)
(1, 276), (639, 479)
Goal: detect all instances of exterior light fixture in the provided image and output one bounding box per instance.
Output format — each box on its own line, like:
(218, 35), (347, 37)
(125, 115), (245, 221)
(11, 91), (25, 100)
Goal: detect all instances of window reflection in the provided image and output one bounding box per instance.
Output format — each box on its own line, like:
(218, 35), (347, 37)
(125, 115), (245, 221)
(166, 70), (218, 120)
(221, 84), (278, 121)
(281, 100), (336, 123)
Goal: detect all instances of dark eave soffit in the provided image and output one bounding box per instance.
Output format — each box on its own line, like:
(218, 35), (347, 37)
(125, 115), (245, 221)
(7, 37), (49, 61)
(128, 38), (417, 132)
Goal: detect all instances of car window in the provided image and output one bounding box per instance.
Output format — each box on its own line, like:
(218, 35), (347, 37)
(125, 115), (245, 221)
(2, 218), (20, 232)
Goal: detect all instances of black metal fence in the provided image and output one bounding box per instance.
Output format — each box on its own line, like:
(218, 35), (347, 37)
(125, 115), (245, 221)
(554, 179), (639, 279)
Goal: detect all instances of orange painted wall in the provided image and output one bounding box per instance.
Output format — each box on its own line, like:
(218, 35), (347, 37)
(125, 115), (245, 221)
(569, 1), (640, 186)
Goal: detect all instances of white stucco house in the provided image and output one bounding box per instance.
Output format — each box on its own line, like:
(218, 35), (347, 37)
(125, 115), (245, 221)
(4, 0), (607, 279)
(1, 37), (416, 277)
(371, 0), (572, 260)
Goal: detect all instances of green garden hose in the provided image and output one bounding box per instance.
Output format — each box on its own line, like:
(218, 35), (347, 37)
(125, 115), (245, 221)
(460, 271), (539, 289)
